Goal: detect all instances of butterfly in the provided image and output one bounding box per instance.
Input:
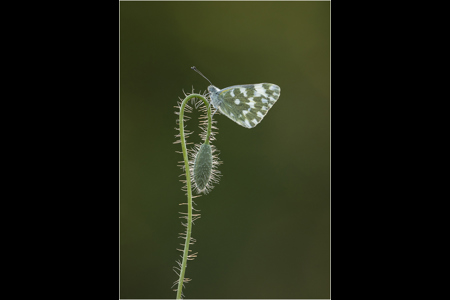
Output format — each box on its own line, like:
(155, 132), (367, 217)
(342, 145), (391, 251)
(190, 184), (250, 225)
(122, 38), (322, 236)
(192, 66), (280, 128)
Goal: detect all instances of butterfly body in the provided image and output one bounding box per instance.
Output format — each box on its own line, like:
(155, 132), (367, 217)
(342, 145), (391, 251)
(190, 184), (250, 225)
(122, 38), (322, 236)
(208, 83), (281, 128)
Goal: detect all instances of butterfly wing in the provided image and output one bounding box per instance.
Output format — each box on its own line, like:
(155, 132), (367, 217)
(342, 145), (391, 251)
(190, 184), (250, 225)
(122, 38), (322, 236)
(216, 83), (281, 128)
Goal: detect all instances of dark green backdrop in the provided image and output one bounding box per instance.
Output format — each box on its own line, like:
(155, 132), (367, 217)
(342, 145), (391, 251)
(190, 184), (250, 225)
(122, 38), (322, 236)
(120, 1), (330, 299)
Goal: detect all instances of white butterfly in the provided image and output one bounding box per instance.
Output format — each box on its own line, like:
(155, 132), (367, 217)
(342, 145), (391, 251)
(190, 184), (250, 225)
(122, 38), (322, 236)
(192, 67), (280, 128)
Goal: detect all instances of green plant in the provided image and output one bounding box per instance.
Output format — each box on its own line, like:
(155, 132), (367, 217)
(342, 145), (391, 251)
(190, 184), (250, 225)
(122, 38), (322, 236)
(173, 90), (220, 299)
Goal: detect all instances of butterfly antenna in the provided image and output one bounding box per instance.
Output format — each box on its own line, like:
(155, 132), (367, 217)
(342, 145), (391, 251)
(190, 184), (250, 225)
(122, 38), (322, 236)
(191, 66), (213, 85)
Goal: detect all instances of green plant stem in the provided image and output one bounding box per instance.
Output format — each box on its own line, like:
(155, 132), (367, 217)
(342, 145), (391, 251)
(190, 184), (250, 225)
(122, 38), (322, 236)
(177, 94), (211, 299)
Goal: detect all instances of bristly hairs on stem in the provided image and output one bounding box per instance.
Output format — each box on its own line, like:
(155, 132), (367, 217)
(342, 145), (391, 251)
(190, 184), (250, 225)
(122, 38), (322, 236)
(172, 81), (222, 299)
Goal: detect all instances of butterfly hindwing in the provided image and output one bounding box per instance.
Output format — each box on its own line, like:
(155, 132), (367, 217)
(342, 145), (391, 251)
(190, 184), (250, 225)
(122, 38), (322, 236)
(215, 83), (280, 128)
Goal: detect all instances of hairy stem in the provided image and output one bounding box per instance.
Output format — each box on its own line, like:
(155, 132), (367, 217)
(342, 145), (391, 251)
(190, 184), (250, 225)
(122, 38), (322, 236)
(177, 94), (211, 299)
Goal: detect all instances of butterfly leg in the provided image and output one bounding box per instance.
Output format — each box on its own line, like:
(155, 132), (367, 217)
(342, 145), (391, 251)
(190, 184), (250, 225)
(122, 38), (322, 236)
(211, 106), (217, 116)
(206, 100), (219, 119)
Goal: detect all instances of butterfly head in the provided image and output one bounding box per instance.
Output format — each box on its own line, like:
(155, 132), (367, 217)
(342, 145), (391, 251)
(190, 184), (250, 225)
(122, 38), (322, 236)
(207, 85), (220, 95)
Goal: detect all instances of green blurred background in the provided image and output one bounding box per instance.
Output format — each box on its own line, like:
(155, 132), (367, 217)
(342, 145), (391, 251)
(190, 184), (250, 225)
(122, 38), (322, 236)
(120, 1), (329, 299)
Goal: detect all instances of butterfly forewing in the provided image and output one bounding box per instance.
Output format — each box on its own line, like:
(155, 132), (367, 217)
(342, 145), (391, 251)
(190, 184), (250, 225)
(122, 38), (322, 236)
(215, 83), (280, 128)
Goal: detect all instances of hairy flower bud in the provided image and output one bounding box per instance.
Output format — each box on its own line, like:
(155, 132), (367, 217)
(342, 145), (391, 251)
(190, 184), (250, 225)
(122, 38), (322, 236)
(193, 143), (213, 192)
